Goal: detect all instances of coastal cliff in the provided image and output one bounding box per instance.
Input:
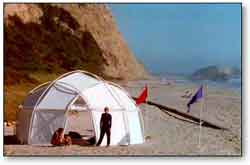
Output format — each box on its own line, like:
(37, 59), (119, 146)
(4, 4), (148, 120)
(4, 4), (148, 85)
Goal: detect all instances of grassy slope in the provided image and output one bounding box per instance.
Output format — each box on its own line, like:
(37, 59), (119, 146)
(4, 72), (60, 121)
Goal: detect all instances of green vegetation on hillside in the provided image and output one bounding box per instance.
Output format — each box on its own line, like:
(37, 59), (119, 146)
(4, 72), (60, 121)
(4, 4), (148, 121)
(5, 6), (105, 85)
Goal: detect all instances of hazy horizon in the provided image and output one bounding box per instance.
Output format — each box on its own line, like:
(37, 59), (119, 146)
(109, 4), (241, 75)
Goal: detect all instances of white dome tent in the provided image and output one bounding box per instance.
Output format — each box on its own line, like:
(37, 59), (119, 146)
(16, 70), (145, 146)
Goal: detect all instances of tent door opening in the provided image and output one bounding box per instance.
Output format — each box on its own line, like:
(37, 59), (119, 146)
(64, 110), (96, 145)
(64, 96), (96, 145)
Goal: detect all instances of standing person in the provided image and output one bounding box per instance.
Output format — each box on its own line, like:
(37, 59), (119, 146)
(96, 107), (112, 147)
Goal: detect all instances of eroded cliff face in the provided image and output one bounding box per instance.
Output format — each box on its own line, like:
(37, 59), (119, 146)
(4, 4), (148, 84)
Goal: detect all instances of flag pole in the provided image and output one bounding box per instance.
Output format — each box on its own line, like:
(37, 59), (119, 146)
(198, 84), (206, 153)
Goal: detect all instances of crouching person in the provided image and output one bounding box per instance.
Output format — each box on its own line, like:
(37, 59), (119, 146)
(51, 128), (72, 146)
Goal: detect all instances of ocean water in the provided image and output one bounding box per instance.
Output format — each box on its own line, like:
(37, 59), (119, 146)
(159, 75), (241, 93)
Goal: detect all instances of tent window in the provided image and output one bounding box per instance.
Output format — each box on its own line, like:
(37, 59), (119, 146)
(69, 96), (87, 111)
(37, 85), (77, 110)
(73, 96), (86, 106)
(23, 86), (48, 109)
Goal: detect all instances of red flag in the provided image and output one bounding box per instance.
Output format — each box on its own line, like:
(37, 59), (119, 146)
(136, 86), (148, 105)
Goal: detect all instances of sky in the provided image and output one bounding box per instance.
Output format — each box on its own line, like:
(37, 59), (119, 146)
(109, 4), (241, 74)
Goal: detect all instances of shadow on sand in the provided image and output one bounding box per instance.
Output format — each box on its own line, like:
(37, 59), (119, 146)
(4, 135), (21, 145)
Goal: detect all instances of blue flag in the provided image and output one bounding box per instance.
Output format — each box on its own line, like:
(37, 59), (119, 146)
(187, 86), (203, 113)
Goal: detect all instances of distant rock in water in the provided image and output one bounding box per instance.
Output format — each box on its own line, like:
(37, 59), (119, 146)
(191, 65), (240, 81)
(4, 4), (148, 85)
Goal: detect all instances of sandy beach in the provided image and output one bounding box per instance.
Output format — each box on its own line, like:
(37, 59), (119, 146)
(3, 3), (241, 157)
(4, 80), (241, 156)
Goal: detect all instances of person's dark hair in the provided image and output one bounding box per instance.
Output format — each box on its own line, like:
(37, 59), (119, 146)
(104, 107), (109, 112)
(58, 128), (64, 133)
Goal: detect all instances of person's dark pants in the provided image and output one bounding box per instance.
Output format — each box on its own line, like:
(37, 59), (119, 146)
(96, 128), (111, 146)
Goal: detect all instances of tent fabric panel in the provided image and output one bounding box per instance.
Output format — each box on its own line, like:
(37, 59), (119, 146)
(29, 110), (66, 144)
(58, 72), (100, 93)
(127, 111), (144, 144)
(19, 70), (145, 146)
(92, 111), (128, 146)
(23, 86), (47, 109)
(109, 85), (137, 111)
(37, 85), (76, 110)
(16, 110), (33, 144)
(83, 83), (121, 110)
